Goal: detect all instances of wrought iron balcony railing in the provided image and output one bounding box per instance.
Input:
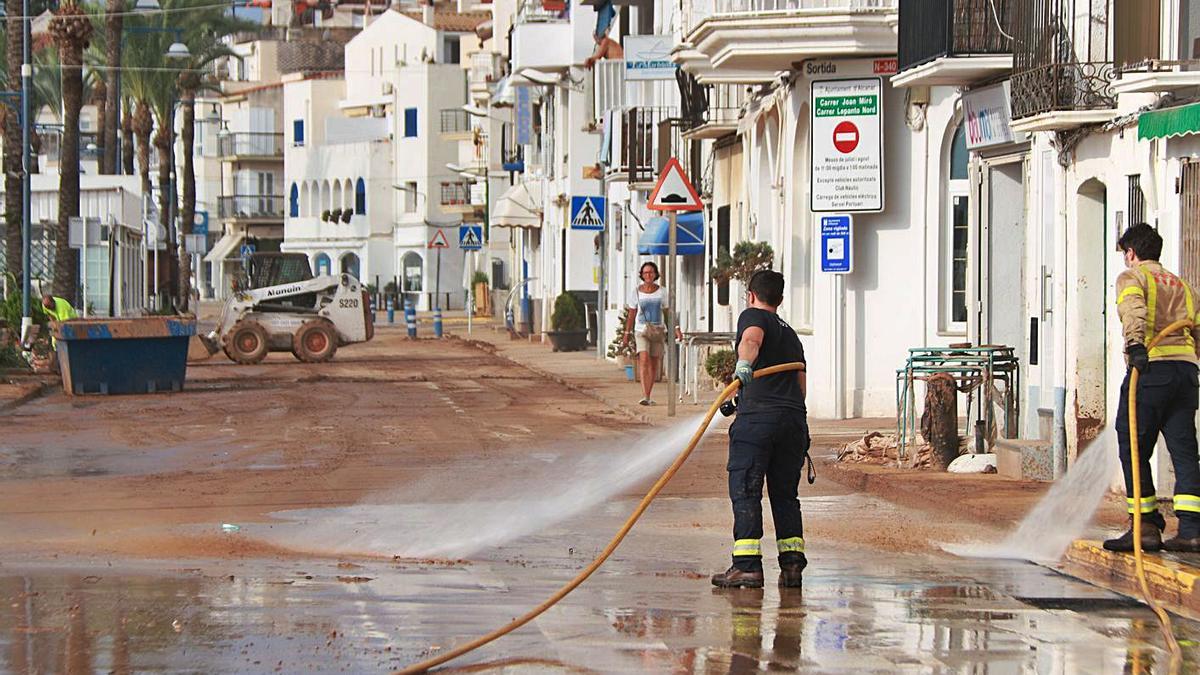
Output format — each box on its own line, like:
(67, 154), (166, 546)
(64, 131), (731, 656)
(440, 109), (471, 135)
(897, 0), (1013, 72)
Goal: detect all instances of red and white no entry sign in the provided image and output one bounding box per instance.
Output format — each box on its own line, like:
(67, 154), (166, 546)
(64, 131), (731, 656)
(833, 121), (859, 154)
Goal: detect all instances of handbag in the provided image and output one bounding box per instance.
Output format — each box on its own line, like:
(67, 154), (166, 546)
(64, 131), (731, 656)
(642, 322), (667, 343)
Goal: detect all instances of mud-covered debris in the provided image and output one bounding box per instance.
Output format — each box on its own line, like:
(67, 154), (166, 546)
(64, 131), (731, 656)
(336, 576), (373, 583)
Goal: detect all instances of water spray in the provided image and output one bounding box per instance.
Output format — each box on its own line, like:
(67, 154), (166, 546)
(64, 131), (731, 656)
(394, 362), (806, 674)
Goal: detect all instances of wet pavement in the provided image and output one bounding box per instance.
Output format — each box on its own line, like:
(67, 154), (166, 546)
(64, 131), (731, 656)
(2, 493), (1197, 674)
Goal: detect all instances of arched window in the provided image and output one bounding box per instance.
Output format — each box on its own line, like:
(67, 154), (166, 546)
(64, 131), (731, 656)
(308, 181), (318, 216)
(340, 252), (361, 279)
(289, 183), (299, 217)
(942, 122), (969, 331)
(331, 180), (343, 213)
(314, 252), (332, 276)
(300, 182), (310, 217)
(401, 251), (423, 292)
(355, 178), (366, 215)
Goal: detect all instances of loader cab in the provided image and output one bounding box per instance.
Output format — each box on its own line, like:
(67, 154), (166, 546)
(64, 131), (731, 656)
(240, 253), (318, 309)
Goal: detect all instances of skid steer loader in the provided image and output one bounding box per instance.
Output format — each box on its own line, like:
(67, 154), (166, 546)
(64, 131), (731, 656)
(197, 253), (374, 364)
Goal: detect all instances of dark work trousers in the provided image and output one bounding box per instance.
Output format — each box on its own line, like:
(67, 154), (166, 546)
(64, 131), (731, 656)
(1116, 360), (1200, 529)
(727, 411), (809, 571)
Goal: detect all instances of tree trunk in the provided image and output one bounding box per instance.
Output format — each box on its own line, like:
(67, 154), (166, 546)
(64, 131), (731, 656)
(4, 0), (23, 281)
(51, 5), (91, 302)
(91, 79), (106, 171)
(122, 99), (135, 175)
(153, 122), (175, 306)
(177, 89), (195, 312)
(133, 100), (151, 199)
(920, 373), (960, 470)
(101, 0), (122, 174)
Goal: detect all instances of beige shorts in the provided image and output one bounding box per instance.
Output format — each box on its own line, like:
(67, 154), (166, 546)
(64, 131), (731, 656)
(635, 331), (665, 358)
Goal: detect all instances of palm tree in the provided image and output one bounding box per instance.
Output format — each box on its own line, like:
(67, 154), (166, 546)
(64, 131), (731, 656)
(176, 70), (199, 311)
(102, 0), (122, 174)
(49, 1), (93, 299)
(4, 0), (24, 280)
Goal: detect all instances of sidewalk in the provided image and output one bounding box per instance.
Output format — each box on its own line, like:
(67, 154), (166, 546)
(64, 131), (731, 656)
(0, 371), (57, 412)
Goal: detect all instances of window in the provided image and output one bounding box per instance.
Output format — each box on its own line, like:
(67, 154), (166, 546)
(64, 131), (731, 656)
(293, 119), (305, 146)
(1182, 0), (1200, 60)
(355, 178), (366, 215)
(1128, 174), (1146, 225)
(289, 183), (299, 217)
(1182, 160), (1200, 286)
(944, 123), (969, 330)
(404, 108), (418, 138)
(716, 205), (730, 306)
(404, 181), (417, 213)
(443, 36), (461, 65)
(314, 252), (331, 275)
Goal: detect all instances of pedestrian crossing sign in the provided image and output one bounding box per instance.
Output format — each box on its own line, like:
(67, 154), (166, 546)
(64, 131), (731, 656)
(570, 195), (606, 231)
(459, 224), (483, 250)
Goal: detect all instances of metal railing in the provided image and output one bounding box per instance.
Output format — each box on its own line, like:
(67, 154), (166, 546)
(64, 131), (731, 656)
(440, 182), (473, 206)
(898, 0), (1013, 72)
(684, 0), (894, 32)
(611, 107), (688, 184)
(218, 132), (284, 158)
(592, 59), (684, 121)
(440, 109), (471, 135)
(515, 0), (567, 24)
(680, 81), (747, 132)
(1010, 0), (1119, 118)
(469, 51), (504, 88)
(218, 194), (285, 220)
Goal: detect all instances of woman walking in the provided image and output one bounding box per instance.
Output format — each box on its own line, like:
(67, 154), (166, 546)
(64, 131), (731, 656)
(623, 262), (678, 405)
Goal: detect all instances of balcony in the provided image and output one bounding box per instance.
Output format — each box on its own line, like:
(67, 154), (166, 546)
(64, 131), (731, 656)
(218, 132), (284, 161)
(1008, 0), (1161, 131)
(604, 107), (694, 186)
(440, 181), (484, 215)
(680, 78), (747, 139)
(440, 109), (473, 141)
(469, 51), (505, 100)
(591, 59), (683, 123)
(511, 0), (589, 72)
(892, 0), (1013, 88)
(218, 194), (285, 223)
(679, 0), (898, 82)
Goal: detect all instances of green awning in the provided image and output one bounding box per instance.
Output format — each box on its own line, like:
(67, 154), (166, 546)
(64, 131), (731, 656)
(1139, 102), (1200, 141)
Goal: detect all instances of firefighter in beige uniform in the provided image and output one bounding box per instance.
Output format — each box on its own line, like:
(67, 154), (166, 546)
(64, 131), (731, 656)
(1104, 223), (1200, 552)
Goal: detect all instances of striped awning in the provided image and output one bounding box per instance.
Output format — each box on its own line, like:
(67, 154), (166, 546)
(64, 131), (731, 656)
(1139, 102), (1200, 141)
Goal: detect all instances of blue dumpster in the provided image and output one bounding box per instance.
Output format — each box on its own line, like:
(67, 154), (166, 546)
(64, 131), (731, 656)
(54, 317), (196, 395)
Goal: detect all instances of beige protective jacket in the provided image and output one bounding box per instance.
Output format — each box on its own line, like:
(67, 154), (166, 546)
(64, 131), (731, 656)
(1116, 261), (1200, 363)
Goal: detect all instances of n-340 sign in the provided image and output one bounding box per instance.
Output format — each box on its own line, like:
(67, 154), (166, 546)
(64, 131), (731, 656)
(810, 77), (884, 213)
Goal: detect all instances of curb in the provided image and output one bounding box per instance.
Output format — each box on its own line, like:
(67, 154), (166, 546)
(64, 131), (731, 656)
(1060, 539), (1200, 621)
(0, 380), (53, 414)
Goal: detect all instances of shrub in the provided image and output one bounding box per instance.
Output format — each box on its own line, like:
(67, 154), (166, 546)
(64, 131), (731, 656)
(550, 292), (584, 332)
(341, 210), (353, 223)
(329, 208), (343, 223)
(705, 348), (737, 384)
(711, 241), (774, 285)
(321, 209), (331, 222)
(606, 306), (636, 360)
(471, 271), (490, 286)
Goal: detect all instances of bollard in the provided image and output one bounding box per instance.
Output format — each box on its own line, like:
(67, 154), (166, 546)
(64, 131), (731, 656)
(386, 298), (395, 324)
(405, 301), (417, 339)
(433, 307), (443, 338)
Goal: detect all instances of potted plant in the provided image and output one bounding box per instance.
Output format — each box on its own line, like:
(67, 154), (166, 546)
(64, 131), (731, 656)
(471, 271), (490, 316)
(546, 292), (588, 352)
(606, 306), (636, 380)
(705, 348), (737, 389)
(329, 208), (343, 224)
(341, 209), (353, 223)
(321, 209), (331, 223)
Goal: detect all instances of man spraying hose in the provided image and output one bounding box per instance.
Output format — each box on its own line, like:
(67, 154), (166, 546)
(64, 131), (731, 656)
(711, 270), (811, 589)
(1105, 223), (1200, 553)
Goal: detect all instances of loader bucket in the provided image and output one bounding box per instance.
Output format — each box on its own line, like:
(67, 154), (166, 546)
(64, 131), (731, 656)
(187, 333), (220, 363)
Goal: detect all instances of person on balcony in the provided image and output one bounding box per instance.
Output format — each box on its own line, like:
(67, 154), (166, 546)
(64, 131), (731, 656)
(584, 0), (623, 69)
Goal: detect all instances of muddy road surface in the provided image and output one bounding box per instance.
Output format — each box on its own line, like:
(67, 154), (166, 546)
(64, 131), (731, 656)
(1, 330), (1196, 672)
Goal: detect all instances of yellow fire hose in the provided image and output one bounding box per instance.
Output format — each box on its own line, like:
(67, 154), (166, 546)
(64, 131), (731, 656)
(395, 362), (807, 674)
(1129, 319), (1191, 670)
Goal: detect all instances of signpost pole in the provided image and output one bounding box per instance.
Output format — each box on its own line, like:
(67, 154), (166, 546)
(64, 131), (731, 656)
(435, 245), (441, 311)
(834, 271), (845, 420)
(667, 210), (677, 418)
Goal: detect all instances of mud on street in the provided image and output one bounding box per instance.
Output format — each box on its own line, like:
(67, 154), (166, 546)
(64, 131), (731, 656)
(1, 329), (1198, 672)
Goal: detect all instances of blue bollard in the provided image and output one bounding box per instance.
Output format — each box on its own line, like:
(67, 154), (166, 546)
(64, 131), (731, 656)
(386, 298), (395, 324)
(433, 307), (443, 338)
(405, 301), (417, 339)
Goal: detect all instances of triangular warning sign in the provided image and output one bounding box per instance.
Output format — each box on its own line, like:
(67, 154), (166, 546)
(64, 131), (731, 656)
(648, 157), (702, 211)
(572, 198), (603, 228)
(428, 229), (451, 249)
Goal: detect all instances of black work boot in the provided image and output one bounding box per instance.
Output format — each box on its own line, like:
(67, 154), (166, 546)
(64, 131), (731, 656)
(1103, 512), (1166, 552)
(711, 565), (764, 588)
(778, 554), (807, 588)
(1163, 515), (1200, 552)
